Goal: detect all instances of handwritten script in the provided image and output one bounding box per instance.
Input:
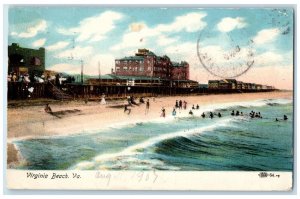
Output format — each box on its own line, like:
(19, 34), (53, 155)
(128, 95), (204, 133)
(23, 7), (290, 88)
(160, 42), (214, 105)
(95, 170), (158, 186)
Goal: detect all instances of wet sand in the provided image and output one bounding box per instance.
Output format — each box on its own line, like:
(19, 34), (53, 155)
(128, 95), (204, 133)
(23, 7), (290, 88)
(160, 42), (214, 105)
(7, 143), (20, 168)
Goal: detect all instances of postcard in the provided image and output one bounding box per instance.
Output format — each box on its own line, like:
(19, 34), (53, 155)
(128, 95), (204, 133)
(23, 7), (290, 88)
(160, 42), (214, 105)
(6, 5), (294, 191)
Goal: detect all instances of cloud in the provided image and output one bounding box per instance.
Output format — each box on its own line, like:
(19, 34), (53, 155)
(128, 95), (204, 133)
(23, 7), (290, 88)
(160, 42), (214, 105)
(110, 22), (157, 51)
(156, 12), (207, 33)
(48, 54), (116, 76)
(157, 35), (178, 46)
(191, 43), (257, 78)
(255, 51), (284, 66)
(13, 20), (47, 38)
(57, 11), (123, 42)
(47, 41), (70, 51)
(253, 28), (280, 45)
(130, 23), (145, 32)
(254, 50), (292, 67)
(48, 63), (80, 74)
(164, 42), (196, 58)
(55, 46), (93, 59)
(85, 54), (115, 75)
(237, 66), (293, 90)
(32, 38), (46, 47)
(56, 27), (74, 35)
(111, 12), (207, 52)
(217, 17), (247, 32)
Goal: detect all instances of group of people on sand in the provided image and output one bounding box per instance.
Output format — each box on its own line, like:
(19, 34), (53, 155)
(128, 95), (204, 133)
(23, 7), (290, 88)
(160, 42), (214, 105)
(192, 104), (200, 110)
(127, 96), (139, 106)
(164, 101), (201, 117)
(187, 104), (200, 115)
(175, 100), (187, 110)
(163, 100), (189, 117)
(124, 96), (151, 115)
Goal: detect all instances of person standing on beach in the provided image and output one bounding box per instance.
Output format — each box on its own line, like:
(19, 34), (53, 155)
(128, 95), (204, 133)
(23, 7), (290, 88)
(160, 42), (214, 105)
(179, 100), (182, 109)
(175, 100), (179, 109)
(127, 96), (132, 106)
(145, 99), (150, 115)
(124, 105), (131, 115)
(139, 97), (145, 104)
(100, 93), (106, 105)
(44, 104), (52, 113)
(183, 101), (187, 110)
(172, 108), (176, 116)
(161, 107), (166, 117)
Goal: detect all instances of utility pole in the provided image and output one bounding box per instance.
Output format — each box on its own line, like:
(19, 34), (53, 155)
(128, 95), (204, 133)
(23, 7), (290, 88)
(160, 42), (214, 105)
(98, 61), (101, 84)
(81, 60), (84, 84)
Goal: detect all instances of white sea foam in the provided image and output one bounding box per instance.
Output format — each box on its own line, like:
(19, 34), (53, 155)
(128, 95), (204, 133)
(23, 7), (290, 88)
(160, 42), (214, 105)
(71, 117), (234, 170)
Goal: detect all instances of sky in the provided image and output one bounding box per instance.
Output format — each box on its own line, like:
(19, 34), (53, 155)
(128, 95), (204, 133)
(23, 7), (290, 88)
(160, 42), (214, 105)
(7, 6), (294, 89)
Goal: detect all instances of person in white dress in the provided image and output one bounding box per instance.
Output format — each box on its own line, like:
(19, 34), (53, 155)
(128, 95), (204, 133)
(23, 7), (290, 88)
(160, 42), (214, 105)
(100, 93), (106, 105)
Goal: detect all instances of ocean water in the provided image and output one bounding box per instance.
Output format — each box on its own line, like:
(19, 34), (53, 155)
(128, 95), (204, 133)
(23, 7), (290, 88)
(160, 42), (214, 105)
(14, 98), (293, 171)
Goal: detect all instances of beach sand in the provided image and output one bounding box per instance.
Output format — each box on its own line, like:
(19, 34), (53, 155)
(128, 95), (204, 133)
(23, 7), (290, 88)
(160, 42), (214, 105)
(7, 91), (293, 166)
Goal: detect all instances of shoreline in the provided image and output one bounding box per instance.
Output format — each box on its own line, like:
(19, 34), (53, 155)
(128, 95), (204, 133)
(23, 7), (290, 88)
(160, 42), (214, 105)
(7, 91), (293, 141)
(7, 91), (293, 167)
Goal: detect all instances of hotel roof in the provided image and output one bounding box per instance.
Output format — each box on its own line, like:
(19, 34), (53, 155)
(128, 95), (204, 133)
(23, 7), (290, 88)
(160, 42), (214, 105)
(172, 61), (188, 67)
(116, 56), (144, 61)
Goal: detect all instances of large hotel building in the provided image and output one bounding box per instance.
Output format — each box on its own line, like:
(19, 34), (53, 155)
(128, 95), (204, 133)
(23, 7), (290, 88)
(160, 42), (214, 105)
(115, 49), (189, 80)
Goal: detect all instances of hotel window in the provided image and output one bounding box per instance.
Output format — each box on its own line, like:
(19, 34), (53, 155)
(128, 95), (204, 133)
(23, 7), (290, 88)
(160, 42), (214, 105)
(139, 66), (144, 72)
(116, 61), (120, 64)
(123, 66), (128, 70)
(116, 67), (120, 71)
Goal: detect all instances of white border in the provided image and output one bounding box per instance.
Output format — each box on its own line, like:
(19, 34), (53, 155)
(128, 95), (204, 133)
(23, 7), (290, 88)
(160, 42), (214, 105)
(1, 0), (299, 197)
